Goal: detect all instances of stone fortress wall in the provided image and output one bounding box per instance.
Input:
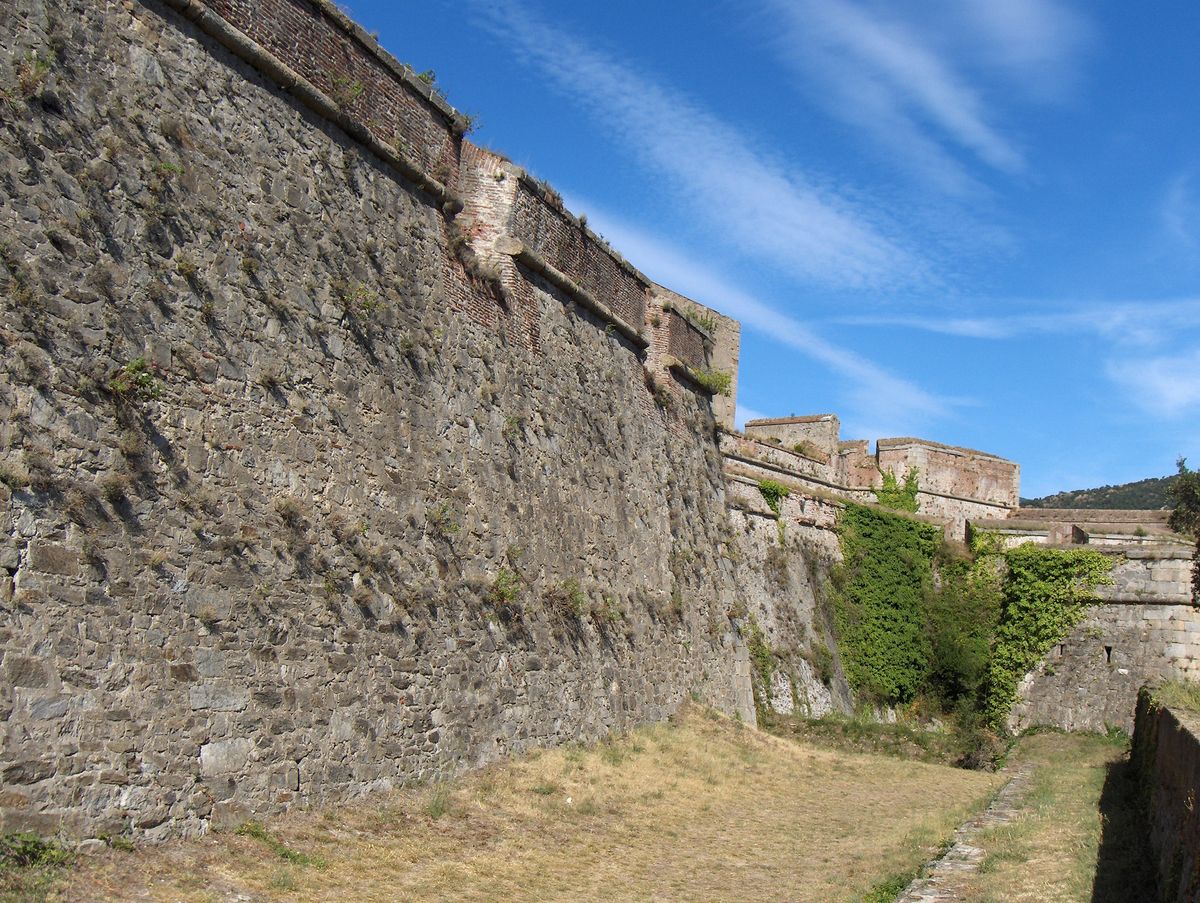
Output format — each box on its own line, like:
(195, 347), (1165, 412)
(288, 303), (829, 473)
(0, 0), (1194, 841)
(0, 0), (755, 840)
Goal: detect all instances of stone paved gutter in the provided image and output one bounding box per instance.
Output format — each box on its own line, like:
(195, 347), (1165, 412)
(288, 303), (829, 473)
(895, 761), (1036, 902)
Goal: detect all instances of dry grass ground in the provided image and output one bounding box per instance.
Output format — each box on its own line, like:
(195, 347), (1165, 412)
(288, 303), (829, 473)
(959, 731), (1155, 903)
(46, 706), (1000, 903)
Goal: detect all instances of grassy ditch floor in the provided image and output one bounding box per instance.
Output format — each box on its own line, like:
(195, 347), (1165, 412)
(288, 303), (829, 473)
(765, 711), (989, 767)
(46, 706), (1001, 903)
(958, 731), (1157, 903)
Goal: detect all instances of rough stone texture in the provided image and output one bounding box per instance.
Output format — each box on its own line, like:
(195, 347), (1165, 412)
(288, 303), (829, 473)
(0, 0), (752, 839)
(1009, 602), (1200, 733)
(725, 476), (851, 718)
(1131, 691), (1200, 903)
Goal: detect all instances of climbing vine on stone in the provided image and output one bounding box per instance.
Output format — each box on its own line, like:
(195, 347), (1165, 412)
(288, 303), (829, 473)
(981, 543), (1113, 729)
(873, 467), (920, 513)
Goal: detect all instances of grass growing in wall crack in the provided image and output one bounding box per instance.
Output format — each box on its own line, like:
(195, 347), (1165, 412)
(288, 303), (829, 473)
(756, 479), (789, 515)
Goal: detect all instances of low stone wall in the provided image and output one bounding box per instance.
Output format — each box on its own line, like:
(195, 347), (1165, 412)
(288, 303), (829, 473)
(1131, 689), (1200, 902)
(1009, 601), (1200, 733)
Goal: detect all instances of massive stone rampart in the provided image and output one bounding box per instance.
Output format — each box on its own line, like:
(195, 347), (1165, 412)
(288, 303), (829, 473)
(0, 0), (752, 839)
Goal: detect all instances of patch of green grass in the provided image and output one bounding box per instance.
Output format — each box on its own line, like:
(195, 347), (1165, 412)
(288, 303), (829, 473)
(1153, 679), (1200, 713)
(425, 785), (452, 821)
(236, 821), (321, 867)
(0, 833), (72, 901)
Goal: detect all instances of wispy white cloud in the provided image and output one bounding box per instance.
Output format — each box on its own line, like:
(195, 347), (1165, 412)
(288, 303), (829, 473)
(735, 404), (766, 431)
(838, 297), (1200, 347)
(1107, 348), (1200, 418)
(572, 202), (954, 436)
(469, 0), (925, 291)
(763, 0), (1090, 193)
(1162, 172), (1200, 256)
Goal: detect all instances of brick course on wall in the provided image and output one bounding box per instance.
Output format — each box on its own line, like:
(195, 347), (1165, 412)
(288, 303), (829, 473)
(508, 179), (648, 331)
(200, 0), (462, 179)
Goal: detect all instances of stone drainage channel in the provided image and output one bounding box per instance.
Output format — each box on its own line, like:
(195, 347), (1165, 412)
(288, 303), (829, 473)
(895, 761), (1036, 902)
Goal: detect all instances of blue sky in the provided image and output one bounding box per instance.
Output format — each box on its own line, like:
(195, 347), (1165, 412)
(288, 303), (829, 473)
(346, 0), (1200, 498)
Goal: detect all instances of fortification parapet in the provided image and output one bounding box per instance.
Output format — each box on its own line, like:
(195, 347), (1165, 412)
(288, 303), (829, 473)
(744, 415), (838, 461)
(875, 437), (1019, 509)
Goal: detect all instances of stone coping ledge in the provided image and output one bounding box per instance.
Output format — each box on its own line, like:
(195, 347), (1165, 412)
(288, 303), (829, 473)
(723, 460), (956, 530)
(162, 0), (458, 207)
(1011, 541), (1195, 560)
(726, 439), (1014, 511)
(1013, 508), (1171, 523)
(496, 236), (648, 349)
(745, 414), (837, 426)
(723, 432), (829, 466)
(876, 436), (1016, 464)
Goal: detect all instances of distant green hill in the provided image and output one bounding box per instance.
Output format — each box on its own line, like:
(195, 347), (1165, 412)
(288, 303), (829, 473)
(1021, 474), (1176, 510)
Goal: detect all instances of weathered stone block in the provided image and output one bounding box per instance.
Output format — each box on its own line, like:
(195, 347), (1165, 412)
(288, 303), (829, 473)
(199, 738), (252, 777)
(189, 682), (249, 712)
(27, 542), (81, 577)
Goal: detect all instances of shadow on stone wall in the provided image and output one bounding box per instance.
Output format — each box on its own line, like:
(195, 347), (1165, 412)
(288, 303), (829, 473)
(1090, 755), (1158, 903)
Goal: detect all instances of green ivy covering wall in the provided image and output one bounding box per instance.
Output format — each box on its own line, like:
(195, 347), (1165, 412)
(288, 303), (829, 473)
(832, 503), (940, 704)
(831, 504), (1114, 731)
(981, 541), (1113, 727)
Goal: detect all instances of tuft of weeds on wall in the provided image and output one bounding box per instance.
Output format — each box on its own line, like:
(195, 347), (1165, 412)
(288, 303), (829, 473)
(545, 578), (587, 618)
(22, 445), (56, 491)
(593, 595), (624, 625)
(16, 51), (54, 97)
(502, 415), (523, 442)
(333, 280), (382, 318)
(690, 367), (732, 397)
(175, 254), (199, 281)
(330, 74), (365, 109)
(108, 357), (161, 404)
(487, 568), (523, 612)
(875, 467), (920, 513)
(273, 495), (306, 530)
(425, 501), (460, 539)
(756, 479), (790, 515)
